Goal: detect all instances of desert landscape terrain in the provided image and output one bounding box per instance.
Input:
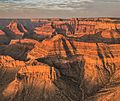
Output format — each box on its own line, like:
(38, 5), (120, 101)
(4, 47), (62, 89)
(0, 18), (120, 101)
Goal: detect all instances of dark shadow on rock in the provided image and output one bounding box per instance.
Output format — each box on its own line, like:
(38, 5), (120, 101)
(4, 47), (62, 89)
(68, 31), (120, 44)
(0, 43), (35, 61)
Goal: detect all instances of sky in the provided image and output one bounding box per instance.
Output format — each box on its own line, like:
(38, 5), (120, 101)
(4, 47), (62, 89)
(0, 0), (120, 18)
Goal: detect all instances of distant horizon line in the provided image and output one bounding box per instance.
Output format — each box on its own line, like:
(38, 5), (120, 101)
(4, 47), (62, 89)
(0, 17), (120, 19)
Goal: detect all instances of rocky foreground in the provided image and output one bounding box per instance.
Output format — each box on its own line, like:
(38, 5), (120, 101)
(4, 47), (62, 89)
(0, 18), (120, 101)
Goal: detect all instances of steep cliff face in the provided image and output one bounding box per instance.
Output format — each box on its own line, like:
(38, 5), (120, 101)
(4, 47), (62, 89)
(1, 58), (82, 101)
(0, 18), (120, 101)
(2, 65), (58, 101)
(7, 20), (27, 36)
(0, 55), (25, 98)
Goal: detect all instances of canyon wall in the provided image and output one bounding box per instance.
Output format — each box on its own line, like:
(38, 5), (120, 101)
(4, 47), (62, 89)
(0, 18), (120, 101)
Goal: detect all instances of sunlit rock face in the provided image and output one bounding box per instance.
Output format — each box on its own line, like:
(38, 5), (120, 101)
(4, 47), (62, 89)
(101, 29), (120, 39)
(7, 20), (27, 36)
(0, 55), (25, 99)
(0, 18), (120, 101)
(2, 65), (58, 101)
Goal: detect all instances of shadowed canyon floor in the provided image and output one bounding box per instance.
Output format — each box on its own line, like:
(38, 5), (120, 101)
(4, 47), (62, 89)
(0, 18), (120, 101)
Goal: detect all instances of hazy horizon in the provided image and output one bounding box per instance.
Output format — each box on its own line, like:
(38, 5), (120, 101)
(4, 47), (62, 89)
(0, 0), (120, 18)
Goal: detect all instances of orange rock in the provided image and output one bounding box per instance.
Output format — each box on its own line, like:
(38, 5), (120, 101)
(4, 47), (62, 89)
(2, 64), (60, 101)
(7, 20), (23, 35)
(0, 30), (5, 36)
(0, 18), (120, 101)
(34, 23), (54, 37)
(101, 29), (120, 39)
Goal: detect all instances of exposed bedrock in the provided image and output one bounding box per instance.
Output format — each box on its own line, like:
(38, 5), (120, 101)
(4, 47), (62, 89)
(0, 18), (120, 101)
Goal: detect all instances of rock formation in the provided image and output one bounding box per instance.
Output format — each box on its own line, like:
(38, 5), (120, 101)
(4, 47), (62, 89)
(0, 18), (120, 101)
(0, 30), (11, 45)
(0, 55), (25, 99)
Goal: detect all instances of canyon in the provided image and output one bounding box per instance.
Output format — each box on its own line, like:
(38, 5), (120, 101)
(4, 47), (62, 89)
(0, 18), (120, 101)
